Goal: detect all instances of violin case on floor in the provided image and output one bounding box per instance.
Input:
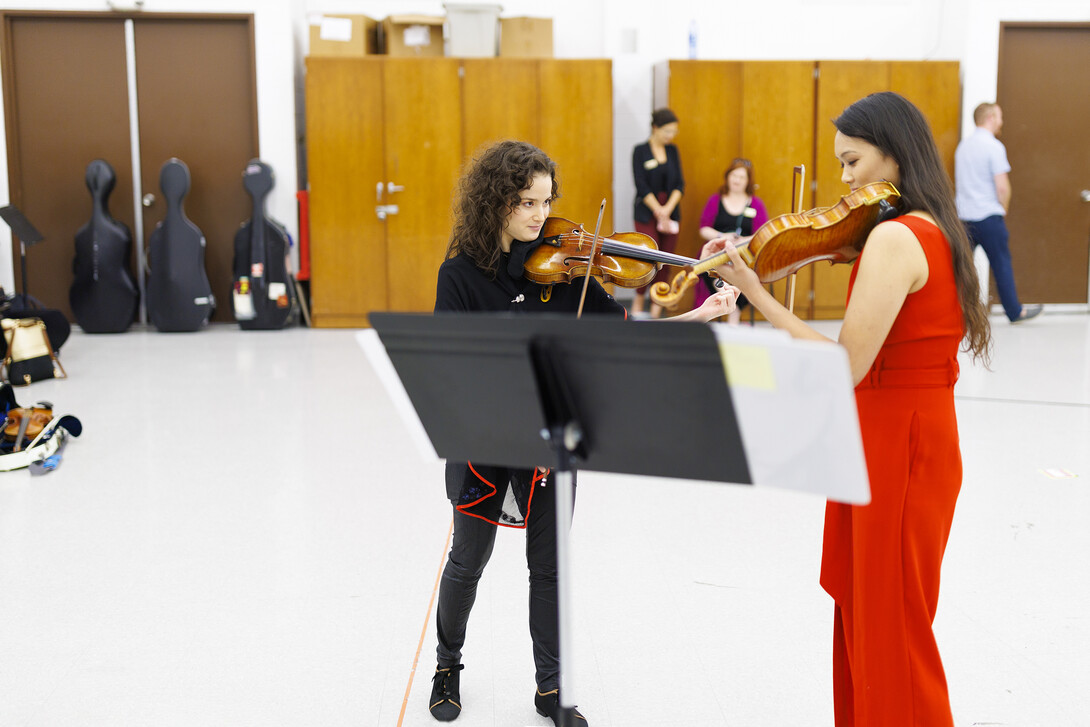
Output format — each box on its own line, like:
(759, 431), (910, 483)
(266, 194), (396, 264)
(0, 384), (81, 473)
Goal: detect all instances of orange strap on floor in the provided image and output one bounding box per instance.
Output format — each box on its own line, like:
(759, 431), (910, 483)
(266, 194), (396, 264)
(397, 518), (454, 726)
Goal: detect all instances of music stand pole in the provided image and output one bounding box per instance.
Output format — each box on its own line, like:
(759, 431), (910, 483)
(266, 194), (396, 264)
(546, 446), (578, 726)
(531, 339), (584, 727)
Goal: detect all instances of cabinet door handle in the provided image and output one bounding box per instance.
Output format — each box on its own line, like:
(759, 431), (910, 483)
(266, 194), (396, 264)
(387, 182), (405, 194)
(376, 182), (384, 202)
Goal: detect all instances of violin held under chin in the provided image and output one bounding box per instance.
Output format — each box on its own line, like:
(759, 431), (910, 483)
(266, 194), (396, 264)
(523, 216), (702, 290)
(651, 181), (901, 309)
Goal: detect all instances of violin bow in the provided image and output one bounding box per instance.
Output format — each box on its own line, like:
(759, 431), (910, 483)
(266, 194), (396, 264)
(785, 164), (806, 314)
(575, 198), (607, 319)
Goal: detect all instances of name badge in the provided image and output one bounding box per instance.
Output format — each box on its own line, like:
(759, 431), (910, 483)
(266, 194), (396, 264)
(643, 158), (659, 170)
(744, 207), (757, 218)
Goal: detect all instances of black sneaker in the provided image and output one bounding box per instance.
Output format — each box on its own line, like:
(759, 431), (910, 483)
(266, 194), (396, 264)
(534, 688), (587, 724)
(429, 664), (464, 721)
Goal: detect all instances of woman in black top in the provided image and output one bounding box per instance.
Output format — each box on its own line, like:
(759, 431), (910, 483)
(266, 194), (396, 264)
(630, 108), (684, 318)
(430, 140), (737, 726)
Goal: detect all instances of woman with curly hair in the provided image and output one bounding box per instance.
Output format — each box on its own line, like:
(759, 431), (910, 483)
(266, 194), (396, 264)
(705, 92), (991, 726)
(429, 140), (737, 725)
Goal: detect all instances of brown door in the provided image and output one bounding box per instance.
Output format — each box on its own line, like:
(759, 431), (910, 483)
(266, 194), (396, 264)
(665, 60), (815, 314)
(661, 60), (744, 263)
(306, 57), (388, 328)
(133, 16), (258, 322)
(383, 58), (464, 313)
(2, 14), (133, 316)
(812, 62), (891, 319)
(1, 11), (258, 323)
(461, 58), (540, 157)
(306, 57), (464, 324)
(538, 59), (613, 226)
(811, 61), (961, 319)
(741, 61), (817, 315)
(462, 59), (613, 233)
(998, 23), (1090, 304)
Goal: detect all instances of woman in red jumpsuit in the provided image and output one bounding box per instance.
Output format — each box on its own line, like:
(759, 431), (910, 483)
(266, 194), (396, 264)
(704, 92), (993, 725)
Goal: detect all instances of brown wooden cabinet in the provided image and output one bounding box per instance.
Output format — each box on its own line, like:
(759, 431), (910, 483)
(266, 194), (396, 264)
(657, 59), (960, 319)
(305, 57), (612, 327)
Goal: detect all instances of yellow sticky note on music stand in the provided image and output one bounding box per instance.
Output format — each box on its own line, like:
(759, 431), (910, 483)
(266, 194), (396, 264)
(719, 342), (776, 391)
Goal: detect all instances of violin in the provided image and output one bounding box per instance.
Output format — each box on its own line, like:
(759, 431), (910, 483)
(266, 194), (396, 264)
(524, 216), (702, 289)
(3, 402), (53, 452)
(651, 181), (901, 309)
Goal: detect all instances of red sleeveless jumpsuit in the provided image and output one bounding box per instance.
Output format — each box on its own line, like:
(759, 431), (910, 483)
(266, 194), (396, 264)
(820, 215), (965, 726)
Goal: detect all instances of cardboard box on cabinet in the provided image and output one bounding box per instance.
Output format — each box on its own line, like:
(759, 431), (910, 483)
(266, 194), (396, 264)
(499, 17), (553, 58)
(308, 14), (379, 58)
(382, 15), (445, 57)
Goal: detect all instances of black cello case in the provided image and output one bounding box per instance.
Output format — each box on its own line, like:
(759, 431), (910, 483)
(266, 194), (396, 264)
(69, 160), (139, 333)
(231, 159), (296, 329)
(145, 158), (214, 332)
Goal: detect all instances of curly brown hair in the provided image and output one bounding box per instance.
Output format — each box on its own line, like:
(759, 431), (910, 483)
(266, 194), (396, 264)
(835, 92), (992, 364)
(445, 140), (559, 278)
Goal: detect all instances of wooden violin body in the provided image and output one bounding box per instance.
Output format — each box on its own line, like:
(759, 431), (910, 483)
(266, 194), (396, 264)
(746, 180), (901, 281)
(652, 181), (901, 308)
(3, 403), (52, 451)
(524, 217), (661, 289)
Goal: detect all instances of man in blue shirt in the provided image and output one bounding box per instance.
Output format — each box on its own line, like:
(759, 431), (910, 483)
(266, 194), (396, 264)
(955, 102), (1042, 323)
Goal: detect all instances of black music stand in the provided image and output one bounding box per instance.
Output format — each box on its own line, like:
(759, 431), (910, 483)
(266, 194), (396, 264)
(0, 205), (45, 308)
(370, 312), (751, 725)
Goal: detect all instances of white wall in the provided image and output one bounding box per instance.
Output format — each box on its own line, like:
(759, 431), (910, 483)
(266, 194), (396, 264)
(2, 0), (1087, 293)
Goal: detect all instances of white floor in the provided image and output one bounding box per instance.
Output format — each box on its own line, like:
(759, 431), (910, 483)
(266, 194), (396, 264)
(0, 312), (1087, 727)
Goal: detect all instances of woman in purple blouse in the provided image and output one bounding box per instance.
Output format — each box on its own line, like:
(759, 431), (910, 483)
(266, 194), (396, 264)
(693, 158), (769, 323)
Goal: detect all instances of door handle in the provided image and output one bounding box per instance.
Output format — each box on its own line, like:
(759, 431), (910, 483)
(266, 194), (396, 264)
(387, 182), (405, 194)
(376, 182), (384, 203)
(376, 204), (400, 220)
(1081, 189), (1090, 202)
(142, 193), (156, 207)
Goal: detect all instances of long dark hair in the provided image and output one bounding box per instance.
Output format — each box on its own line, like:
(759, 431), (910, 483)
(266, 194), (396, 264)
(834, 92), (991, 362)
(446, 140), (558, 278)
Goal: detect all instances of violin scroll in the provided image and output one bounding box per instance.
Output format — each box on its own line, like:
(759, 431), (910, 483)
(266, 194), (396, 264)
(649, 272), (699, 310)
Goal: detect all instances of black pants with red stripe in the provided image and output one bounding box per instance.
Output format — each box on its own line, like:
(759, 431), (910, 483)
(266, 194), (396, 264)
(435, 477), (572, 691)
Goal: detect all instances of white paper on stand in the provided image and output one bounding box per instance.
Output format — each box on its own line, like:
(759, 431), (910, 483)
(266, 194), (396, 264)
(712, 324), (870, 504)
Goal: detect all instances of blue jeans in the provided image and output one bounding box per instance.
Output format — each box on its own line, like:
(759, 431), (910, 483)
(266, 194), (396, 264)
(964, 215), (1022, 321)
